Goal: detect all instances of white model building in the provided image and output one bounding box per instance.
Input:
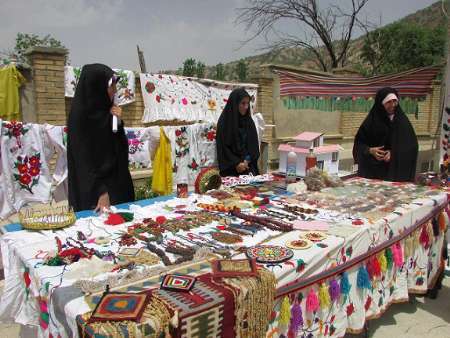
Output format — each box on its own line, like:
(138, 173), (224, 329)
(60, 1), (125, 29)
(278, 132), (343, 176)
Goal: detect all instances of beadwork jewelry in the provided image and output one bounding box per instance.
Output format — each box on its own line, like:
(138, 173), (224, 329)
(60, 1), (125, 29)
(118, 233), (137, 246)
(231, 210), (293, 232)
(211, 231), (243, 244)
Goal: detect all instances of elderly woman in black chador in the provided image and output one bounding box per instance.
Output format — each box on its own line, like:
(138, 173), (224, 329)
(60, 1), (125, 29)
(67, 64), (134, 212)
(353, 87), (418, 182)
(216, 88), (260, 177)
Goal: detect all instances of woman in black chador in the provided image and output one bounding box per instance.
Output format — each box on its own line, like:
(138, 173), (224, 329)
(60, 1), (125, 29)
(353, 87), (418, 182)
(67, 64), (134, 212)
(216, 88), (260, 177)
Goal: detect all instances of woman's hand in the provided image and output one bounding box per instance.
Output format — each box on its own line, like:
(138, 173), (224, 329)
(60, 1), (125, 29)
(236, 161), (249, 173)
(369, 146), (386, 161)
(110, 105), (122, 118)
(383, 150), (391, 162)
(94, 192), (110, 213)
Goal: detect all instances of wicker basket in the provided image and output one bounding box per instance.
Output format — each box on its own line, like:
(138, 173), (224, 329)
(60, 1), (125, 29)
(19, 204), (76, 231)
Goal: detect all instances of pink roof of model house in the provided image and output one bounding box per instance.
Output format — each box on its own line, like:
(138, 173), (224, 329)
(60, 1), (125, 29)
(294, 132), (323, 141)
(278, 144), (343, 154)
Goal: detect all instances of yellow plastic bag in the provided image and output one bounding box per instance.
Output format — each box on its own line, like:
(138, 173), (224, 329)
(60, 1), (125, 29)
(151, 127), (173, 195)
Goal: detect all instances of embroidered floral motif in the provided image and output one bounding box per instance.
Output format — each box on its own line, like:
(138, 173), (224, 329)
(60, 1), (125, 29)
(188, 158), (198, 170)
(207, 99), (217, 110)
(13, 153), (41, 193)
(3, 120), (29, 148)
(126, 130), (144, 155)
(201, 125), (216, 142)
(175, 127), (189, 158)
(116, 70), (135, 101)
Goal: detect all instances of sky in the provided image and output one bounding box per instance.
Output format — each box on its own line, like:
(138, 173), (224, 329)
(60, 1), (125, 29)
(0, 0), (440, 72)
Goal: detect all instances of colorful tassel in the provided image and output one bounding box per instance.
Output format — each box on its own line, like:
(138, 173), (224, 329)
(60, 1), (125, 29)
(368, 256), (381, 279)
(340, 272), (351, 296)
(306, 288), (320, 313)
(432, 218), (440, 237)
(378, 252), (387, 273)
(366, 259), (375, 280)
(419, 224), (430, 248)
(404, 236), (414, 258)
(104, 212), (134, 225)
(329, 279), (340, 302)
(438, 212), (446, 232)
(279, 296), (291, 326)
(119, 212), (134, 222)
(392, 242), (404, 268)
(385, 247), (393, 270)
(289, 303), (303, 334)
(357, 265), (371, 290)
(318, 283), (331, 309)
(104, 213), (125, 225)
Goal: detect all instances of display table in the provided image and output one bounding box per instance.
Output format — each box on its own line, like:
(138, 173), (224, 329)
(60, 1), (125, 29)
(0, 178), (448, 338)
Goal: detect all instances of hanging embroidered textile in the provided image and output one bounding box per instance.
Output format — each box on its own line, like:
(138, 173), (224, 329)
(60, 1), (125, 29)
(124, 127), (152, 169)
(45, 124), (68, 201)
(0, 121), (53, 218)
(139, 73), (258, 123)
(65, 66), (136, 105)
(165, 122), (218, 185)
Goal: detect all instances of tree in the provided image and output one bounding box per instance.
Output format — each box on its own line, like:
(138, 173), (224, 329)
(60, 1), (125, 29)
(10, 33), (65, 64)
(215, 63), (225, 80)
(360, 22), (447, 75)
(182, 58), (196, 76)
(236, 0), (369, 72)
(196, 61), (206, 78)
(236, 59), (248, 82)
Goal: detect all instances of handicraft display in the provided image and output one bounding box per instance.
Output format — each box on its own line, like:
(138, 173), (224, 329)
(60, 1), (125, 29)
(246, 245), (294, 264)
(160, 274), (196, 292)
(19, 204), (75, 230)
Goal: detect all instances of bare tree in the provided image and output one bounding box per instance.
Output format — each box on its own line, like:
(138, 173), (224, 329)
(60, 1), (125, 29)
(236, 0), (370, 72)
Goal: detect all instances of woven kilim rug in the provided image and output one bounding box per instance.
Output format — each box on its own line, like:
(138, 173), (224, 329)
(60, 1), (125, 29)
(77, 262), (238, 337)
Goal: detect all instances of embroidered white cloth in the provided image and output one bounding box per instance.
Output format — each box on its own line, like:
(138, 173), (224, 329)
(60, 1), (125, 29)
(164, 122), (218, 185)
(64, 66), (136, 106)
(139, 73), (258, 123)
(124, 127), (152, 169)
(45, 125), (68, 202)
(0, 121), (54, 218)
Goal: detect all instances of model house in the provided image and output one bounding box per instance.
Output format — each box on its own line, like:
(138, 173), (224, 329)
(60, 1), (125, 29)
(278, 132), (343, 176)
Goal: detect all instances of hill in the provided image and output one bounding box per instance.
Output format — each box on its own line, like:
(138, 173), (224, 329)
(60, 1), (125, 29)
(200, 1), (447, 80)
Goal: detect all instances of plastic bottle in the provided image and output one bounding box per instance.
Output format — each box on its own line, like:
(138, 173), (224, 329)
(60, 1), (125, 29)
(305, 147), (317, 174)
(286, 151), (297, 184)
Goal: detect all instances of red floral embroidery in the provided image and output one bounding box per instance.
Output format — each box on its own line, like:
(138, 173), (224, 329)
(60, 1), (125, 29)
(188, 159), (198, 170)
(201, 125), (216, 142)
(175, 127), (189, 158)
(13, 153), (41, 194)
(3, 120), (29, 148)
(346, 303), (354, 316)
(145, 81), (156, 94)
(181, 98), (188, 105)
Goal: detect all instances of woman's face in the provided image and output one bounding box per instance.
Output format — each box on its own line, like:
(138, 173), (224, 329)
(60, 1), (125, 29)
(383, 98), (398, 115)
(239, 96), (250, 116)
(107, 82), (117, 102)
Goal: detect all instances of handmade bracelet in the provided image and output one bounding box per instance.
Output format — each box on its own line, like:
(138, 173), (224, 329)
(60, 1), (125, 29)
(231, 210), (293, 232)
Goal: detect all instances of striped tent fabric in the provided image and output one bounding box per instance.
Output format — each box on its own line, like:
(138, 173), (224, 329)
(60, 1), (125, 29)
(276, 65), (441, 98)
